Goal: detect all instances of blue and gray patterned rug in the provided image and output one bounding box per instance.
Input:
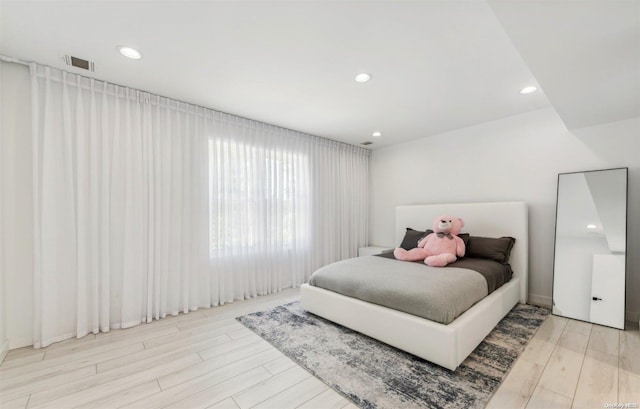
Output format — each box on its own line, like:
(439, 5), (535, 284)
(237, 301), (548, 409)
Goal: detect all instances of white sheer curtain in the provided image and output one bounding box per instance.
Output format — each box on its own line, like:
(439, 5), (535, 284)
(30, 64), (211, 347)
(29, 63), (369, 348)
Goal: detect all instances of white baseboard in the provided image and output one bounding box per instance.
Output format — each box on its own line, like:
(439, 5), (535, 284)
(9, 337), (33, 350)
(0, 339), (9, 364)
(528, 293), (552, 308)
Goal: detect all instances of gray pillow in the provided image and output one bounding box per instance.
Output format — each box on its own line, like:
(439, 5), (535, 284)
(466, 236), (515, 264)
(399, 228), (433, 250)
(458, 233), (470, 248)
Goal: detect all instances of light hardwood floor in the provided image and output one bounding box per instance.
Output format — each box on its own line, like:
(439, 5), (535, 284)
(0, 289), (638, 409)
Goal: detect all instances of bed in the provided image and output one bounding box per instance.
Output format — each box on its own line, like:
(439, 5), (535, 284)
(300, 201), (528, 371)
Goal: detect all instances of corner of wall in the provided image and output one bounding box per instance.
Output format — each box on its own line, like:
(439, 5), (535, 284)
(1, 60), (34, 352)
(528, 293), (552, 308)
(0, 340), (8, 364)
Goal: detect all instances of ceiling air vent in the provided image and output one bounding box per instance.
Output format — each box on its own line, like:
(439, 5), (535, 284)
(62, 54), (95, 72)
(361, 141), (373, 146)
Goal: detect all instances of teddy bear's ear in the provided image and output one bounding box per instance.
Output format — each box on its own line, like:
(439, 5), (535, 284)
(458, 218), (465, 228)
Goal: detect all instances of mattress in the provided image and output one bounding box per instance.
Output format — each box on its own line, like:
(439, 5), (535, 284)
(308, 254), (512, 324)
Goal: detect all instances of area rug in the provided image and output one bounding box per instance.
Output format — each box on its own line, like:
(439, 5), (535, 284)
(237, 301), (549, 409)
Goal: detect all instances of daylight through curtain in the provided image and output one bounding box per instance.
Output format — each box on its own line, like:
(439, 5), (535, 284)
(208, 114), (370, 304)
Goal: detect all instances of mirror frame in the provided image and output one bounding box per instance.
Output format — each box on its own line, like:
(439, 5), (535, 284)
(551, 167), (629, 329)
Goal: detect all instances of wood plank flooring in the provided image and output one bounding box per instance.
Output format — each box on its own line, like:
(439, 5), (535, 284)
(1, 289), (638, 409)
(487, 314), (640, 409)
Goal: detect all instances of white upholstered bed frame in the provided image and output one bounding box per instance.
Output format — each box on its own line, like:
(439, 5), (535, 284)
(300, 201), (528, 370)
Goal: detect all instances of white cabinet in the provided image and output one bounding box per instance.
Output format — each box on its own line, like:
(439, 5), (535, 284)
(589, 254), (626, 329)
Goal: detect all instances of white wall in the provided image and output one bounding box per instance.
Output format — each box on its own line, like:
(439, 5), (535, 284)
(0, 57), (8, 362)
(370, 108), (640, 321)
(0, 3), (7, 362)
(1, 61), (34, 349)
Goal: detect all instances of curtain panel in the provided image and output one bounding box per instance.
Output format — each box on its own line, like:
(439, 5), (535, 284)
(29, 63), (369, 348)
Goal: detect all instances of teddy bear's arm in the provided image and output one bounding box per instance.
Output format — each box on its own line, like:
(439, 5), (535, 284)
(417, 233), (433, 248)
(455, 237), (466, 257)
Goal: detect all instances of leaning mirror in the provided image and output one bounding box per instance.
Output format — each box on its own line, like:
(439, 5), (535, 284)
(552, 168), (628, 329)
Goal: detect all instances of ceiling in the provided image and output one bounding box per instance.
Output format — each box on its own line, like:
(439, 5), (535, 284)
(1, 1), (638, 148)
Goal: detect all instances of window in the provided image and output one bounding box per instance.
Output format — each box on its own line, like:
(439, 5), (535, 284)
(208, 139), (309, 256)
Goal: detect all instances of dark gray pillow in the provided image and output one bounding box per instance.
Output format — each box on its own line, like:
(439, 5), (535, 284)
(399, 228), (433, 250)
(466, 236), (515, 264)
(458, 233), (470, 248)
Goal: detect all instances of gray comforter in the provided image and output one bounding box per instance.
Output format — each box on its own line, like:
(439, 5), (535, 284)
(308, 256), (489, 324)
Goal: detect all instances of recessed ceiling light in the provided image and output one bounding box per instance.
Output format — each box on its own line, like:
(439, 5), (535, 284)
(520, 86), (537, 94)
(372, 131), (382, 138)
(587, 224), (597, 229)
(118, 46), (142, 60)
(355, 73), (372, 83)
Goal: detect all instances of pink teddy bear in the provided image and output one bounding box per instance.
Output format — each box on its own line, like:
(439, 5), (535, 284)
(394, 216), (465, 267)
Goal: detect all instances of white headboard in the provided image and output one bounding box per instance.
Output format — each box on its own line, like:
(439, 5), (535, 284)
(395, 201), (528, 303)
